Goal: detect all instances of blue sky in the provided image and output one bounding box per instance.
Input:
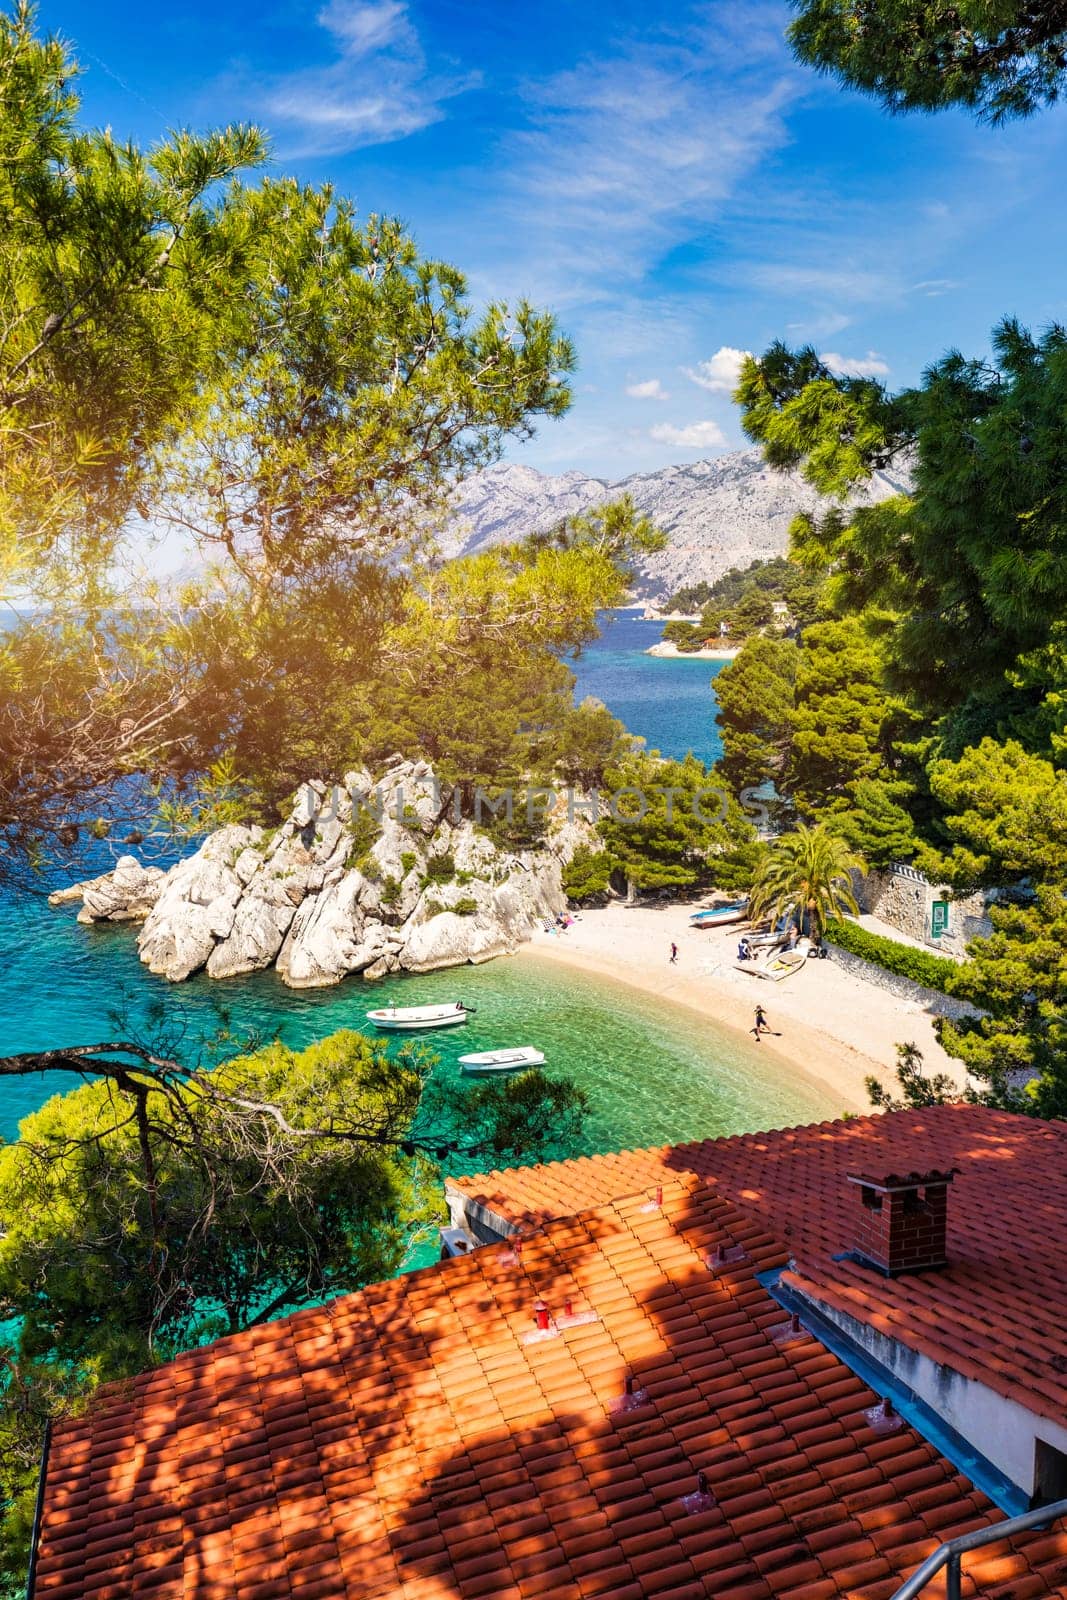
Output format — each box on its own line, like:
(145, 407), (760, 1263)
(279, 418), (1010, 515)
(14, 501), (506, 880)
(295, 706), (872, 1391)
(48, 0), (1067, 481)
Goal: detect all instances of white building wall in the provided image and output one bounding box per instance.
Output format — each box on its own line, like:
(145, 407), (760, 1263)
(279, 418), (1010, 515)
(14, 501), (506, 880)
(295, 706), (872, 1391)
(807, 1293), (1067, 1498)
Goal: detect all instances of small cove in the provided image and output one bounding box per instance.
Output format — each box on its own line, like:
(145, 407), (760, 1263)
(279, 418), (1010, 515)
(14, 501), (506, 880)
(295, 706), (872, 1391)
(0, 608), (823, 1166)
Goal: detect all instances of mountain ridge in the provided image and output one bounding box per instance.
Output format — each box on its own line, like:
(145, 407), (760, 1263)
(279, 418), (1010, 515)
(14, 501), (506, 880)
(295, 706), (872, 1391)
(444, 447), (908, 599)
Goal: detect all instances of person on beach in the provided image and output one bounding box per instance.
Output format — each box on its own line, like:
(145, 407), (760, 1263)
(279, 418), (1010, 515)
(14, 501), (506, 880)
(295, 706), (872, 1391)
(752, 1004), (768, 1040)
(669, 942), (678, 964)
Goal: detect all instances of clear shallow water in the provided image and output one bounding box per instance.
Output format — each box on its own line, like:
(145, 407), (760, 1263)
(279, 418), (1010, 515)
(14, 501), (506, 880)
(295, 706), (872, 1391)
(0, 607), (794, 1160)
(0, 890), (836, 1148)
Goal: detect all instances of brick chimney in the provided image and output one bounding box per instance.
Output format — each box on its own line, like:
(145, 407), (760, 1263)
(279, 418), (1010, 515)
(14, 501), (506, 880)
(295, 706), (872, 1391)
(847, 1168), (959, 1276)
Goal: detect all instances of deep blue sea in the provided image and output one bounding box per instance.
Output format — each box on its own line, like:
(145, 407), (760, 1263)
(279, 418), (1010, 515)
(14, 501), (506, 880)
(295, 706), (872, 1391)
(571, 609), (725, 765)
(0, 612), (831, 1162)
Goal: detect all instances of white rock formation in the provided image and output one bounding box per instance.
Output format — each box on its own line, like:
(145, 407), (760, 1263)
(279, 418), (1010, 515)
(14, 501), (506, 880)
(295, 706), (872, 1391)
(53, 762), (584, 988)
(46, 855), (168, 923)
(136, 826), (254, 981)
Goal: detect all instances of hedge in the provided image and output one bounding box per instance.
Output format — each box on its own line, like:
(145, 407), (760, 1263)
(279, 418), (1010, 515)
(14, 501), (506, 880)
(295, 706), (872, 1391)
(823, 918), (960, 994)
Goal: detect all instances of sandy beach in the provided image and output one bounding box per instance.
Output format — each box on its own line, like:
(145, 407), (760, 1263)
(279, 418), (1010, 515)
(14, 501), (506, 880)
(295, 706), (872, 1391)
(519, 901), (966, 1115)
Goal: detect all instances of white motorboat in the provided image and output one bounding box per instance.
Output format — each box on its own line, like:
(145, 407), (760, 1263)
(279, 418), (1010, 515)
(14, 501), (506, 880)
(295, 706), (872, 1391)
(458, 1046), (546, 1075)
(366, 1002), (474, 1032)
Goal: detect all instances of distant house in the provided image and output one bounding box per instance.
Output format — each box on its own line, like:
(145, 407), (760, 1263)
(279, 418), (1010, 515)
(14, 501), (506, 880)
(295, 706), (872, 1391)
(29, 1106), (1067, 1598)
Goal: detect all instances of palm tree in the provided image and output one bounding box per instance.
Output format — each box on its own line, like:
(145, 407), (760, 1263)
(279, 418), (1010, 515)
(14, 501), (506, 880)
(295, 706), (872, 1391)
(749, 823), (865, 939)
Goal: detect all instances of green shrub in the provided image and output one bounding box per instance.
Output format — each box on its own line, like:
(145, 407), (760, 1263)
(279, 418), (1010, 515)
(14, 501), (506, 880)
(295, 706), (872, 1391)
(823, 918), (960, 993)
(562, 845), (613, 903)
(400, 851), (418, 877)
(421, 851), (455, 887)
(380, 875), (402, 906)
(453, 897), (479, 915)
(346, 811), (382, 870)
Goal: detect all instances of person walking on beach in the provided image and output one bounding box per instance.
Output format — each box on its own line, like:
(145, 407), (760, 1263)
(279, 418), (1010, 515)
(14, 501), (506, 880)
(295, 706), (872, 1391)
(752, 1004), (768, 1040)
(669, 942), (678, 965)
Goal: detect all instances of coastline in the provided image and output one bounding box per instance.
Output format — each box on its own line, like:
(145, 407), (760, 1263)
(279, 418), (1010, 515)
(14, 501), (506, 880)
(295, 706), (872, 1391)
(518, 902), (968, 1115)
(644, 641), (740, 661)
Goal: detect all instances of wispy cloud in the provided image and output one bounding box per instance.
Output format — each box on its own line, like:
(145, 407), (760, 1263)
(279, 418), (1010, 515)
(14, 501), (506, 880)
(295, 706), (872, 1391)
(484, 18), (799, 306)
(750, 263), (901, 302)
(822, 350), (890, 377)
(912, 279), (960, 298)
(650, 420), (726, 449)
(242, 0), (476, 154)
(626, 378), (669, 400)
(684, 346), (751, 394)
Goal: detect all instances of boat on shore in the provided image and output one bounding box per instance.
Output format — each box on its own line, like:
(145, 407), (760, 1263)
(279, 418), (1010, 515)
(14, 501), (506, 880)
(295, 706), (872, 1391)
(736, 940), (810, 981)
(459, 1046), (546, 1074)
(366, 1002), (474, 1031)
(690, 900), (748, 928)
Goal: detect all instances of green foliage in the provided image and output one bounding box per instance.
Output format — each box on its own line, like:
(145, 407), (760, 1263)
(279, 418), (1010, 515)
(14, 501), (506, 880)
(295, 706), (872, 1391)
(714, 634), (798, 798)
(400, 851), (418, 877)
(920, 738), (1067, 892)
(750, 823), (864, 937)
(555, 697), (633, 790)
(380, 875), (402, 906)
(562, 844), (613, 903)
(661, 619), (708, 652)
(739, 321), (1067, 754)
(664, 556), (827, 651)
(597, 752), (756, 894)
(667, 557), (826, 633)
(158, 179), (575, 593)
(788, 0), (1067, 123)
(823, 917), (958, 992)
(865, 1043), (961, 1112)
(788, 618), (906, 817)
(452, 897), (479, 915)
(443, 1071), (589, 1163)
(421, 852), (456, 887)
(913, 740), (1067, 1112)
(0, 2), (266, 582)
(830, 778), (919, 869)
(0, 1033), (436, 1374)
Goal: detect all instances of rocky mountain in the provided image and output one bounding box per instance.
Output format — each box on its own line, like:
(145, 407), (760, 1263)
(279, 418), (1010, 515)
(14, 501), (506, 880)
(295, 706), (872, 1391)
(443, 448), (909, 600)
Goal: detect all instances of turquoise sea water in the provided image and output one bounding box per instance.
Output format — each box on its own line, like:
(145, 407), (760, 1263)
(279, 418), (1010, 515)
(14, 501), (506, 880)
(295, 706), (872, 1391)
(0, 612), (838, 1154)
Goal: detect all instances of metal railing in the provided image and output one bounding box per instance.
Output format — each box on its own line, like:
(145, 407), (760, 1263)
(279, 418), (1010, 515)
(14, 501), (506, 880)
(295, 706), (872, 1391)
(889, 1497), (1067, 1600)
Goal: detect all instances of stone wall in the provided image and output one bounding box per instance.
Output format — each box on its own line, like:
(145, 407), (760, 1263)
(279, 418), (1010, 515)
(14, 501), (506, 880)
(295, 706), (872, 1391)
(823, 939), (984, 1023)
(852, 863), (992, 961)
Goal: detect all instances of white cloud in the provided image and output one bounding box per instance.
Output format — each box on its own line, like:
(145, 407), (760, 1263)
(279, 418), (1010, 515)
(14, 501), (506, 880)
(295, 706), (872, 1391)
(822, 350), (890, 378)
(626, 378), (669, 400)
(683, 346), (751, 394)
(245, 0), (476, 153)
(650, 420), (727, 449)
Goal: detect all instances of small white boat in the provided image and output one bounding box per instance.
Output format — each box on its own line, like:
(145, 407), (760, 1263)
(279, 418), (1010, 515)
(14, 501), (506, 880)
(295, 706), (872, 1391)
(366, 1002), (474, 1032)
(458, 1046), (545, 1075)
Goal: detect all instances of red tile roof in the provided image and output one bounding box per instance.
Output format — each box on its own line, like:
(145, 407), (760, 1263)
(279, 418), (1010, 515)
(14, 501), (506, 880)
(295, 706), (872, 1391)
(32, 1159), (1067, 1600)
(450, 1106), (1067, 1428)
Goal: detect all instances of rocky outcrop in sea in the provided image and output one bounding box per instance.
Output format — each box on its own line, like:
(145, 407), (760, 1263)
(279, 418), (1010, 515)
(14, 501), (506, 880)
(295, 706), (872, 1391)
(51, 761), (590, 988)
